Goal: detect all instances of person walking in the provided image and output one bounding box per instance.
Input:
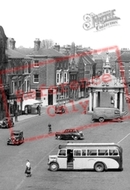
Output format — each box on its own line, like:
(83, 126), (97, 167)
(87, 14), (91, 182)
(37, 105), (41, 115)
(14, 109), (18, 122)
(25, 160), (31, 177)
(48, 123), (52, 133)
(25, 106), (28, 115)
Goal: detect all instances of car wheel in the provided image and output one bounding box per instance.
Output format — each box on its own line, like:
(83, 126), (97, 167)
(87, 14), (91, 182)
(7, 142), (9, 145)
(55, 135), (58, 139)
(57, 135), (61, 140)
(94, 162), (105, 172)
(99, 117), (104, 123)
(73, 136), (78, 140)
(49, 162), (59, 171)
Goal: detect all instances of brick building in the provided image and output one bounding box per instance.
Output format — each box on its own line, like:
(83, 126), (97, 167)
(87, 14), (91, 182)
(17, 38), (66, 106)
(115, 49), (130, 92)
(0, 26), (9, 119)
(6, 38), (32, 114)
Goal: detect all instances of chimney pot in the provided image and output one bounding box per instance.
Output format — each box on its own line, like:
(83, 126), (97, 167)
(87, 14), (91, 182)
(34, 38), (41, 51)
(9, 38), (16, 49)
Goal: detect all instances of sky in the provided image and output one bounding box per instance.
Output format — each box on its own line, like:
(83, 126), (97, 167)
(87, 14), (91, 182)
(0, 0), (129, 50)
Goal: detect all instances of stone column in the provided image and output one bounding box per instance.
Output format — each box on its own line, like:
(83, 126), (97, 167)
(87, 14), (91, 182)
(114, 92), (118, 108)
(119, 92), (123, 113)
(89, 89), (92, 112)
(93, 92), (97, 109)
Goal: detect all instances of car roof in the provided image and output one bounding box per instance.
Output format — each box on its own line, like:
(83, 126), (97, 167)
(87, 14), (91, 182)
(11, 130), (23, 134)
(94, 107), (119, 110)
(65, 129), (78, 131)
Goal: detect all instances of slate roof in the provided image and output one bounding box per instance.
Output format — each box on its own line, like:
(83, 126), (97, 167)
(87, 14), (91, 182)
(17, 48), (65, 58)
(6, 48), (31, 59)
(115, 51), (130, 62)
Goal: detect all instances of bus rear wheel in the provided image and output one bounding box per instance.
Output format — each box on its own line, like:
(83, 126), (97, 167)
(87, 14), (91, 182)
(94, 162), (105, 172)
(49, 162), (59, 171)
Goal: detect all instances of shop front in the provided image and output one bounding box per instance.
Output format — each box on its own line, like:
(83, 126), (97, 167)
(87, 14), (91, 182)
(8, 94), (23, 116)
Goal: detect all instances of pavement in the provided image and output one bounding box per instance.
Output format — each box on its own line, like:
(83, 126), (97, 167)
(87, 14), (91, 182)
(13, 97), (89, 122)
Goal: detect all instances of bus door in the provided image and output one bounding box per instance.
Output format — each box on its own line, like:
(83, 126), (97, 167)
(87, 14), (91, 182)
(67, 149), (74, 169)
(57, 149), (67, 169)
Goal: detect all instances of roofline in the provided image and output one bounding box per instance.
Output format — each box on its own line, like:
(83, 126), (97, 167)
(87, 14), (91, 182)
(58, 142), (120, 149)
(26, 55), (64, 58)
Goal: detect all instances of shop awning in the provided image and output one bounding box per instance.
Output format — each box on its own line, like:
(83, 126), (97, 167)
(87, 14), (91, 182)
(24, 99), (42, 106)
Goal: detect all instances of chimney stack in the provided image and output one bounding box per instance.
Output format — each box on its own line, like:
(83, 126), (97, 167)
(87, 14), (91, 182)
(34, 38), (41, 51)
(9, 38), (16, 49)
(54, 43), (60, 52)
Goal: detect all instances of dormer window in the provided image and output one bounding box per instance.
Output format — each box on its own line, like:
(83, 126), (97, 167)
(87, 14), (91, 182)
(34, 60), (39, 67)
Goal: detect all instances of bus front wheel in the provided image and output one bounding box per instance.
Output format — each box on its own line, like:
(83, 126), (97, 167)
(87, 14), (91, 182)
(49, 162), (59, 171)
(94, 162), (105, 172)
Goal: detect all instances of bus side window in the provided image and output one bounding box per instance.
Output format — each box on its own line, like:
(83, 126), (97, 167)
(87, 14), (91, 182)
(82, 150), (86, 156)
(98, 149), (108, 156)
(87, 149), (97, 156)
(74, 150), (81, 156)
(109, 149), (118, 156)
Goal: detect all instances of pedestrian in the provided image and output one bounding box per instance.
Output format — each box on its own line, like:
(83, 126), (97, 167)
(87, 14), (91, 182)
(25, 160), (31, 177)
(14, 109), (18, 122)
(37, 105), (41, 115)
(25, 106), (28, 115)
(48, 123), (52, 133)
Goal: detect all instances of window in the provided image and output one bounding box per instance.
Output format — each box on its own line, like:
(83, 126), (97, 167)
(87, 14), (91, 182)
(33, 74), (39, 83)
(34, 60), (39, 67)
(87, 149), (97, 156)
(98, 149), (108, 156)
(56, 73), (60, 83)
(82, 150), (86, 156)
(59, 149), (66, 156)
(18, 81), (22, 89)
(74, 150), (81, 156)
(64, 72), (67, 83)
(109, 149), (119, 156)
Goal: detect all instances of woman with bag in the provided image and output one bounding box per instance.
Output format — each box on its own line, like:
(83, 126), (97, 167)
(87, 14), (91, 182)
(25, 160), (31, 177)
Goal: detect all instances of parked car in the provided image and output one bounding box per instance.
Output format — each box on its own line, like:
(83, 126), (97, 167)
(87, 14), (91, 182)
(55, 104), (65, 114)
(0, 117), (14, 128)
(55, 128), (84, 140)
(7, 130), (24, 145)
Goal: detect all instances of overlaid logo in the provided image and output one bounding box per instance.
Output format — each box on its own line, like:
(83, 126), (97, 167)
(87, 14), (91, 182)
(83, 9), (120, 31)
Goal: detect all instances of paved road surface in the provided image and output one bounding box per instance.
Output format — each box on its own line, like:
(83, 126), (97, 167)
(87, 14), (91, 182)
(0, 99), (130, 190)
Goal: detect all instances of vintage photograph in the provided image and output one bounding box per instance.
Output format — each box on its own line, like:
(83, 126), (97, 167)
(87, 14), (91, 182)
(0, 0), (130, 190)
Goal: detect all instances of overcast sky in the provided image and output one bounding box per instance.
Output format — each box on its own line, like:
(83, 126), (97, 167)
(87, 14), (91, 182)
(0, 0), (128, 50)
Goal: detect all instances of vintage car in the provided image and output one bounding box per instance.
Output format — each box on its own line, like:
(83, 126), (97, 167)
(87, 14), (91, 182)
(55, 128), (84, 140)
(7, 130), (24, 145)
(55, 104), (65, 114)
(0, 117), (14, 128)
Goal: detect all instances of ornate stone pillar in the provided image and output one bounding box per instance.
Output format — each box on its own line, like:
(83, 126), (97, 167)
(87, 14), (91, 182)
(119, 89), (123, 113)
(93, 91), (97, 109)
(114, 92), (118, 108)
(89, 89), (92, 112)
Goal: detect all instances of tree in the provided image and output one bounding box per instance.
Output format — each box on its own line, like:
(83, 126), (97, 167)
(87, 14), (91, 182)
(41, 39), (54, 49)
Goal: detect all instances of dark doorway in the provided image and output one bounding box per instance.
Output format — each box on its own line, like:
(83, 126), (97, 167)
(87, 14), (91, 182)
(48, 90), (53, 105)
